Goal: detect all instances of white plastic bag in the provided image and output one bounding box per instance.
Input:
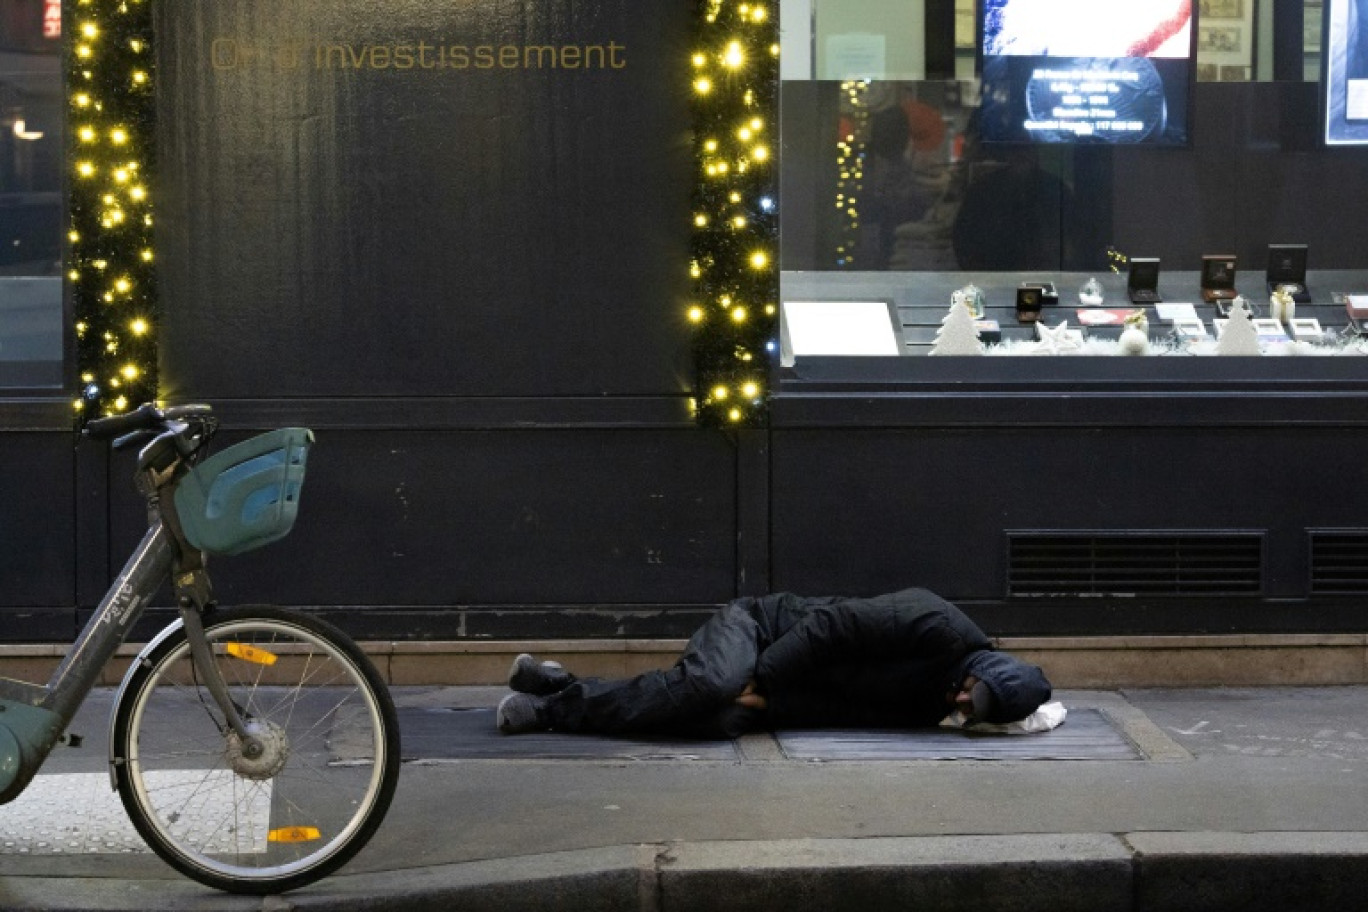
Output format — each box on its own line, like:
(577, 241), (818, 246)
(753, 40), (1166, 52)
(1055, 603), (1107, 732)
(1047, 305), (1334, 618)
(940, 700), (1068, 734)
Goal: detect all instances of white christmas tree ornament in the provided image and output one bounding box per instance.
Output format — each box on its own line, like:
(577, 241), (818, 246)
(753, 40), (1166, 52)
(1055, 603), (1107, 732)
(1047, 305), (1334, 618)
(1215, 298), (1261, 355)
(929, 299), (984, 355)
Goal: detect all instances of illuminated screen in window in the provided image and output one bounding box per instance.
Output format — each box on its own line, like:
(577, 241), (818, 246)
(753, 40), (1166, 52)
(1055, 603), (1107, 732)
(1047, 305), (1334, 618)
(978, 0), (1195, 145)
(1324, 0), (1368, 145)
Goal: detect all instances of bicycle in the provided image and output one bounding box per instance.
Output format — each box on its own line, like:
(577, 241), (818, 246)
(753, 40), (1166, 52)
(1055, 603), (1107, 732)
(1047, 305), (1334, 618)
(0, 403), (400, 894)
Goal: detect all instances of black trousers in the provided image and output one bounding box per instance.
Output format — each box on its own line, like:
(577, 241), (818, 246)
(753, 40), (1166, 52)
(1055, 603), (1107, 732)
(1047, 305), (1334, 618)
(542, 601), (765, 738)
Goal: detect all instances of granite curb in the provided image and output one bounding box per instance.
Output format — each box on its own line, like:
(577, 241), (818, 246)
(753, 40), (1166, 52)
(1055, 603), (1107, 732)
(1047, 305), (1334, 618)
(5, 832), (1368, 912)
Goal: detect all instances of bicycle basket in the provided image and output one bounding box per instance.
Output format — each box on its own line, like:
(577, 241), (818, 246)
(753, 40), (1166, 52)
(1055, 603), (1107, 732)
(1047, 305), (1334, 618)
(173, 428), (314, 556)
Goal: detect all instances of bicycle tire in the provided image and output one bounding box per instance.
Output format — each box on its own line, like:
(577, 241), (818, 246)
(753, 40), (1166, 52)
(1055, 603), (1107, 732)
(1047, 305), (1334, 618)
(111, 606), (400, 894)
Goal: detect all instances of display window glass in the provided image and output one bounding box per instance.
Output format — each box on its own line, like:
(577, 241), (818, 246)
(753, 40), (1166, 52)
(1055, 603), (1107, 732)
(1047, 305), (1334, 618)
(0, 0), (65, 389)
(778, 0), (1368, 360)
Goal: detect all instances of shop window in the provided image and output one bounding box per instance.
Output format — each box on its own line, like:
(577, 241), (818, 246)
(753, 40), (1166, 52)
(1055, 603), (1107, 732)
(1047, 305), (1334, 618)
(1, 0), (65, 389)
(779, 0), (1368, 358)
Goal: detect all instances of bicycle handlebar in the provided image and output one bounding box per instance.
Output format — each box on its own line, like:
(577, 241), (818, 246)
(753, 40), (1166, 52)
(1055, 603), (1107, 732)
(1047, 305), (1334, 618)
(85, 403), (215, 442)
(84, 403), (164, 440)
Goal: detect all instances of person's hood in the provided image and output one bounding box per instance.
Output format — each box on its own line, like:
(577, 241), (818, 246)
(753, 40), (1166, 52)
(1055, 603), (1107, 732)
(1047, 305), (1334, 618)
(961, 651), (1052, 723)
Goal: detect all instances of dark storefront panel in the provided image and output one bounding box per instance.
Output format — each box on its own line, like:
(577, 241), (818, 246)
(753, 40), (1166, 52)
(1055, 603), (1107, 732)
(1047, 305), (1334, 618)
(100, 424), (739, 639)
(152, 0), (693, 402)
(0, 428), (76, 639)
(770, 422), (1368, 635)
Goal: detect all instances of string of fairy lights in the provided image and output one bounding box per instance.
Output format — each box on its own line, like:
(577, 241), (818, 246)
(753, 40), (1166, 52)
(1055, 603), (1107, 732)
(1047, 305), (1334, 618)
(66, 0), (157, 419)
(689, 0), (778, 427)
(834, 80), (869, 268)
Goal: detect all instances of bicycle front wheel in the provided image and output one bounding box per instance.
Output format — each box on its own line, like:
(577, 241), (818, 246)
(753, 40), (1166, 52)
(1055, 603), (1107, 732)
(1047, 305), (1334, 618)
(111, 606), (400, 894)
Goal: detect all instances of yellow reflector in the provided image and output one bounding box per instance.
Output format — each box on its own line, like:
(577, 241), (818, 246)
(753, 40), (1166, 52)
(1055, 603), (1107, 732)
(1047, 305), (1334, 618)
(225, 643), (278, 666)
(268, 826), (321, 844)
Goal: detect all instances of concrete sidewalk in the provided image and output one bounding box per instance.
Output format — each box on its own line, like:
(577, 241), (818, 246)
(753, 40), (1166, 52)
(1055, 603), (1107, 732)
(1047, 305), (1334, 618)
(4, 686), (1368, 911)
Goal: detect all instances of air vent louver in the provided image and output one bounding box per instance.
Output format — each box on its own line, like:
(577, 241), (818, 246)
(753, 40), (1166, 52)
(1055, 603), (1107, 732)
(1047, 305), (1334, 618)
(1008, 533), (1263, 597)
(1310, 531), (1368, 595)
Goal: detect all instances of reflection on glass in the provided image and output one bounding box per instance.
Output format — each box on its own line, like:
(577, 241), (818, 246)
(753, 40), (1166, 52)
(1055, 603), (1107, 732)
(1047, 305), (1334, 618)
(1, 2), (65, 387)
(781, 80), (1096, 273)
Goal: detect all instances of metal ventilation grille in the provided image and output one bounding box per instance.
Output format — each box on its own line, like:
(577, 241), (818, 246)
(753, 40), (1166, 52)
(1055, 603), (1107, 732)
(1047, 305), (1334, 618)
(1007, 533), (1264, 597)
(1310, 531), (1368, 594)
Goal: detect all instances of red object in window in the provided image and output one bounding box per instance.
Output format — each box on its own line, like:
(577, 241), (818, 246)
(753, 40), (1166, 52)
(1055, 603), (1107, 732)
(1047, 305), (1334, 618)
(44, 0), (61, 39)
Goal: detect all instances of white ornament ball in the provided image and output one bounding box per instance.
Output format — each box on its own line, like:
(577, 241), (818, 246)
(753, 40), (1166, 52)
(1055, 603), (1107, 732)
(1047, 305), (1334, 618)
(1118, 325), (1149, 355)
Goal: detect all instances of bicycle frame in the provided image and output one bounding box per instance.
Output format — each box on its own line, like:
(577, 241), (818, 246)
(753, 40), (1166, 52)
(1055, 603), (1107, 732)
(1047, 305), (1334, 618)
(1, 515), (251, 804)
(0, 519), (172, 802)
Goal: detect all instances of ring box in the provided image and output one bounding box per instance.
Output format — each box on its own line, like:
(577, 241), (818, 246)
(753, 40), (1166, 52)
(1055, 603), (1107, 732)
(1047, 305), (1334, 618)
(1128, 258), (1162, 304)
(1016, 285), (1045, 323)
(1201, 255), (1238, 304)
(1266, 244), (1309, 303)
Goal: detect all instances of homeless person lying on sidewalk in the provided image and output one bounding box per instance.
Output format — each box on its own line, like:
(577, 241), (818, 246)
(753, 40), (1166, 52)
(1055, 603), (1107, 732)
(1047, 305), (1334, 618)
(496, 587), (1052, 738)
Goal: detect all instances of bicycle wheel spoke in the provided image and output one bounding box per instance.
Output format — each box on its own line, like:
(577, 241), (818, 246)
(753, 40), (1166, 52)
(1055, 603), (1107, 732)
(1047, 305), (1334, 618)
(114, 610), (397, 893)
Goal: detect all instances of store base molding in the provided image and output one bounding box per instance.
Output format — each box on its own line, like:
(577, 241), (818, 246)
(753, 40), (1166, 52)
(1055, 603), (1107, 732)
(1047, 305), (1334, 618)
(3, 634), (1368, 689)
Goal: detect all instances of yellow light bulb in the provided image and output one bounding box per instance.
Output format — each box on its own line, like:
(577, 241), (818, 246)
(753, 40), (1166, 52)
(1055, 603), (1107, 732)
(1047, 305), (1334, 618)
(732, 307), (748, 322)
(130, 39), (143, 52)
(131, 318), (149, 335)
(722, 41), (745, 68)
(110, 128), (128, 144)
(121, 365), (139, 380)
(113, 396), (129, 411)
(750, 118), (763, 131)
(79, 126), (96, 142)
(729, 192), (742, 203)
(694, 77), (713, 95)
(76, 162), (95, 177)
(752, 7), (768, 22)
(114, 277), (132, 293)
(752, 145), (770, 161)
(750, 251), (769, 269)
(688, 306), (705, 323)
(140, 249), (154, 262)
(81, 372), (94, 383)
(770, 44), (780, 57)
(742, 382), (760, 398)
(694, 214), (708, 227)
(728, 408), (743, 422)
(68, 231), (79, 242)
(129, 186), (146, 201)
(691, 53), (707, 67)
(738, 127), (752, 141)
(732, 216), (747, 229)
(81, 22), (98, 38)
(713, 385), (729, 400)
(704, 139), (718, 152)
(76, 45), (92, 59)
(68, 270), (80, 281)
(74, 93), (91, 107)
(132, 71), (148, 85)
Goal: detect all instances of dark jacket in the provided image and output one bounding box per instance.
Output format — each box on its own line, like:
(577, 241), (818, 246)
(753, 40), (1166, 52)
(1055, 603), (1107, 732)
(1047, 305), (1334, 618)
(737, 588), (1048, 728)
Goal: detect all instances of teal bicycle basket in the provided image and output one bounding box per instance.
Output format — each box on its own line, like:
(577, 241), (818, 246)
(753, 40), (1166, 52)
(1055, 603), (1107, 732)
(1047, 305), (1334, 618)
(173, 428), (314, 556)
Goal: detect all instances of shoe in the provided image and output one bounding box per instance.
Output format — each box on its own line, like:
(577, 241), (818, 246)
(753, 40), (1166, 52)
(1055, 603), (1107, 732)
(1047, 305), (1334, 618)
(496, 692), (550, 735)
(507, 653), (573, 695)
